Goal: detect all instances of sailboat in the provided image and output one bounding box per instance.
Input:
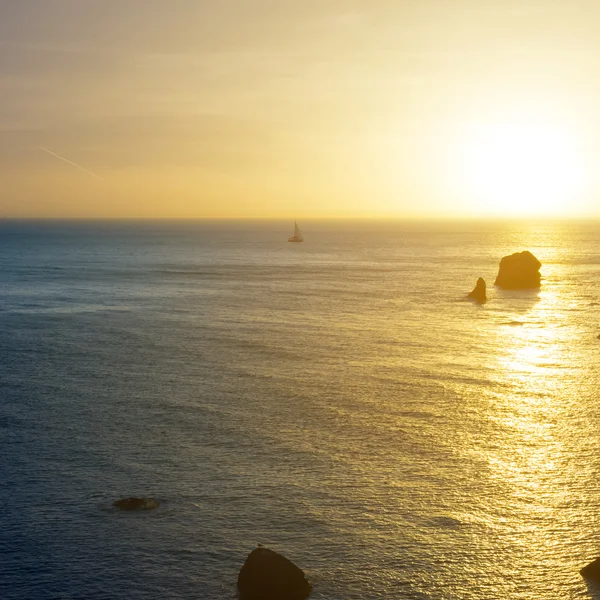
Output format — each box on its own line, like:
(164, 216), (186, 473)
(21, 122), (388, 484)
(288, 220), (304, 243)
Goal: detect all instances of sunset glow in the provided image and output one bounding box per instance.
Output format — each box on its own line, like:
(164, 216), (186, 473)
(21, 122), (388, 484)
(461, 123), (586, 216)
(2, 2), (600, 219)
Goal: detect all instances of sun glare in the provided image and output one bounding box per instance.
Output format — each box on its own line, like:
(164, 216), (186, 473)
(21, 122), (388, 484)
(462, 123), (585, 216)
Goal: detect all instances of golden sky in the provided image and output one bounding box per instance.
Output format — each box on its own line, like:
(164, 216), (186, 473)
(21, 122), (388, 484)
(2, 1), (600, 218)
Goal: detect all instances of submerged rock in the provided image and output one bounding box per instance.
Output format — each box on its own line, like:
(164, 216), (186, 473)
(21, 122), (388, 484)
(113, 497), (159, 511)
(494, 251), (541, 290)
(238, 547), (312, 600)
(467, 277), (486, 304)
(580, 557), (600, 580)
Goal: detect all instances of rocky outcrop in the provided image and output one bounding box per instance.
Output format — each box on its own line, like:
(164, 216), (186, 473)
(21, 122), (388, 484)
(494, 251), (541, 290)
(238, 547), (312, 600)
(113, 497), (159, 511)
(467, 277), (486, 304)
(580, 557), (600, 580)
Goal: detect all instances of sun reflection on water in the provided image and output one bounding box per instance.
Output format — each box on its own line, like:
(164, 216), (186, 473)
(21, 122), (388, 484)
(470, 271), (599, 597)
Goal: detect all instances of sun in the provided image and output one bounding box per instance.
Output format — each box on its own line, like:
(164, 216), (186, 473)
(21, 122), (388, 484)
(462, 123), (585, 216)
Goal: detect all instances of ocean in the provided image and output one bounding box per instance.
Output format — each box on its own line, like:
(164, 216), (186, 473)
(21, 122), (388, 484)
(2, 219), (600, 600)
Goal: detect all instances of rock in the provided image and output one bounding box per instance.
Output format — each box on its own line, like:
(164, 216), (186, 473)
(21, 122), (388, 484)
(113, 497), (159, 511)
(238, 547), (312, 600)
(580, 557), (600, 580)
(467, 277), (486, 304)
(494, 251), (541, 290)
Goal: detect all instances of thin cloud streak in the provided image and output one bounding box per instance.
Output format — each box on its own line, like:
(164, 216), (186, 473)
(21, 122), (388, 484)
(38, 146), (104, 180)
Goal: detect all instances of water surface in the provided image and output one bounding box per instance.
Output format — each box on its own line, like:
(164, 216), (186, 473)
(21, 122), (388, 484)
(2, 219), (600, 599)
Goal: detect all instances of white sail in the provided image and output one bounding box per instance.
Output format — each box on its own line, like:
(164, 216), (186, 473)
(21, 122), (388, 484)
(294, 221), (303, 241)
(288, 220), (304, 242)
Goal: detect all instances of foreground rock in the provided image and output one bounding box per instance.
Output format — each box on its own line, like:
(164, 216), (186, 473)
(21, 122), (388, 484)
(494, 251), (541, 290)
(580, 557), (600, 580)
(113, 497), (159, 511)
(238, 547), (311, 600)
(467, 277), (486, 304)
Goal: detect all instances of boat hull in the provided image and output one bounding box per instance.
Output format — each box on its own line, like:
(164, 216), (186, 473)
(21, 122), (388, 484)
(288, 237), (303, 242)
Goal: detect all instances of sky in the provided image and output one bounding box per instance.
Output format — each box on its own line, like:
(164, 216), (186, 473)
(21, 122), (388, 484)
(2, 0), (600, 219)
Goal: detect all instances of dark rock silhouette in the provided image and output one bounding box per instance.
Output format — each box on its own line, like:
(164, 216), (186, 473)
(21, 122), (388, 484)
(467, 277), (486, 303)
(580, 557), (600, 580)
(238, 547), (312, 600)
(113, 497), (159, 511)
(494, 251), (541, 290)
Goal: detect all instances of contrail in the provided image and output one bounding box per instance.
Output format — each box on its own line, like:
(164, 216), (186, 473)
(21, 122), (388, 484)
(39, 146), (104, 180)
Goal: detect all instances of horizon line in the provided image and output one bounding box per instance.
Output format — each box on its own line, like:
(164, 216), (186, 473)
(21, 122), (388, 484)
(3, 215), (600, 222)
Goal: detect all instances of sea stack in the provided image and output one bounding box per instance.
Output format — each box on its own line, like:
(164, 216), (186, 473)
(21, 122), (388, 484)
(467, 277), (486, 304)
(238, 547), (312, 600)
(494, 251), (541, 290)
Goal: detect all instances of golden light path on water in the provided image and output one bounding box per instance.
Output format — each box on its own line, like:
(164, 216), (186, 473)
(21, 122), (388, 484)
(364, 224), (600, 599)
(462, 254), (600, 599)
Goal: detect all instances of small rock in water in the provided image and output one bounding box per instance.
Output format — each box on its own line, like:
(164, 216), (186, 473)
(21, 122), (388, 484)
(238, 547), (312, 600)
(113, 497), (159, 511)
(467, 277), (486, 304)
(580, 557), (600, 580)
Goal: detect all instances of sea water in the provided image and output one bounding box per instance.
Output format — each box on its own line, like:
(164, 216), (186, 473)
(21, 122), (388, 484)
(2, 219), (600, 599)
